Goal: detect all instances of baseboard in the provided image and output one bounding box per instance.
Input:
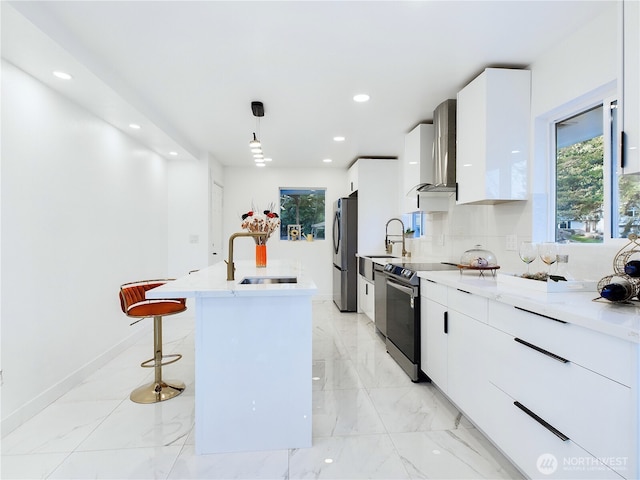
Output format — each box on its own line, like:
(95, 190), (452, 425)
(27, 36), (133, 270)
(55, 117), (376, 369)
(1, 325), (150, 437)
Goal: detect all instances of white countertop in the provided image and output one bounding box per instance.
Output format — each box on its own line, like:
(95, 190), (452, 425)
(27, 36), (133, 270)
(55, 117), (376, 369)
(146, 259), (317, 299)
(418, 270), (640, 344)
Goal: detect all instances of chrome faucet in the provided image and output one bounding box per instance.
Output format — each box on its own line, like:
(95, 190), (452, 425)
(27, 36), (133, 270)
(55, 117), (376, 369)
(385, 218), (408, 257)
(226, 232), (267, 280)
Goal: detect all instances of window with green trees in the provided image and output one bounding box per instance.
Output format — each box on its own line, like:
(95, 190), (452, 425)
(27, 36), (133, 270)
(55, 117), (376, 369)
(279, 188), (326, 240)
(555, 101), (640, 243)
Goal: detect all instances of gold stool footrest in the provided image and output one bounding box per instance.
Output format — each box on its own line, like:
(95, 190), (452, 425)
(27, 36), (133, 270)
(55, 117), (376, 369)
(140, 353), (182, 369)
(130, 380), (185, 404)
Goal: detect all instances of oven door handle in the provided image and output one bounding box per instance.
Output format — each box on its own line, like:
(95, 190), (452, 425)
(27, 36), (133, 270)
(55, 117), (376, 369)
(386, 279), (417, 297)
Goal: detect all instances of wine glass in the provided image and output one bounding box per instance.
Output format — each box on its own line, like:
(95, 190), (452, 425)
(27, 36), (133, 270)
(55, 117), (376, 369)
(518, 241), (537, 273)
(538, 242), (559, 275)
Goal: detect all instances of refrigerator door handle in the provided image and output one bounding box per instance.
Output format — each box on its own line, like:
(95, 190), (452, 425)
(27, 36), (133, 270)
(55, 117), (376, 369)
(333, 210), (340, 254)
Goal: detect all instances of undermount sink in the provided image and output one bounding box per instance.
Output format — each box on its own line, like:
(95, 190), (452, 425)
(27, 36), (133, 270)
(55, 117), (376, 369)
(239, 276), (298, 285)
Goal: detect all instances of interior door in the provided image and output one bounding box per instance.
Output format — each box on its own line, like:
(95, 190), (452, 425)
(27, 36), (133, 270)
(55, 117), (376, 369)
(209, 180), (223, 265)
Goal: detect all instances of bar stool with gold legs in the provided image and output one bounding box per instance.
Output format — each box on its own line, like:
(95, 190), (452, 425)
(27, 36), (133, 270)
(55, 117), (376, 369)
(119, 279), (187, 404)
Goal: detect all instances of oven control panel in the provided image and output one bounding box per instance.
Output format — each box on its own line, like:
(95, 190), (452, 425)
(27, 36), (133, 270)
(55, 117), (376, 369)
(384, 263), (417, 282)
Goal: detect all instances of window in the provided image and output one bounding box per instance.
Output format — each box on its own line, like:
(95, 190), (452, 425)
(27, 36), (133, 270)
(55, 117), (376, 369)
(279, 188), (326, 240)
(552, 93), (640, 243)
(555, 105), (605, 243)
(402, 212), (424, 238)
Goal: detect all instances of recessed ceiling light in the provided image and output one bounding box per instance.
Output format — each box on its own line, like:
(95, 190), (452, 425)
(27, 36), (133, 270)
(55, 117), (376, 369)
(264, 158), (273, 162)
(129, 123), (141, 129)
(254, 158), (265, 163)
(353, 94), (370, 102)
(52, 71), (72, 80)
(251, 148), (262, 154)
(323, 158), (333, 163)
(324, 458), (334, 464)
(256, 163), (266, 167)
(408, 161), (418, 165)
(333, 136), (345, 142)
(253, 153), (264, 159)
(169, 151), (178, 156)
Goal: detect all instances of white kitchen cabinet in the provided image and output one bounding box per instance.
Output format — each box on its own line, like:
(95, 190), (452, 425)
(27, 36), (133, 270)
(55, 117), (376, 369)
(483, 381), (622, 479)
(417, 273), (639, 479)
(358, 274), (374, 321)
(420, 279), (448, 391)
(487, 301), (635, 479)
(402, 124), (449, 213)
(446, 290), (491, 428)
(349, 158), (399, 254)
(456, 68), (530, 204)
(347, 161), (359, 194)
(420, 281), (492, 429)
(622, 0), (640, 175)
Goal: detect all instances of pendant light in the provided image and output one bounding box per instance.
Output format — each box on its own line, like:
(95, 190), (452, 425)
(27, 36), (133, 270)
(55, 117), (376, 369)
(249, 101), (269, 165)
(249, 133), (261, 149)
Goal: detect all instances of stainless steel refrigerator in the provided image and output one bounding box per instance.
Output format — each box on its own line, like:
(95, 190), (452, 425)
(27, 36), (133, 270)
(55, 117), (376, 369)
(332, 197), (358, 311)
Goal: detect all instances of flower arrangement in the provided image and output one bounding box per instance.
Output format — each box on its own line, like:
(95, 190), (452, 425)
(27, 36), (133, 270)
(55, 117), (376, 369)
(241, 203), (280, 244)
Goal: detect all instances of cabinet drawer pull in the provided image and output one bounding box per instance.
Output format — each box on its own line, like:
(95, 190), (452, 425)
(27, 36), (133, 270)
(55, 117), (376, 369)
(456, 288), (471, 294)
(444, 311), (448, 334)
(514, 337), (569, 364)
(514, 401), (570, 442)
(514, 306), (567, 324)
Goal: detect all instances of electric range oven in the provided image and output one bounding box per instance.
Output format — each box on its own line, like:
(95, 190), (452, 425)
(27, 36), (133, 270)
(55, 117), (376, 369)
(383, 262), (457, 381)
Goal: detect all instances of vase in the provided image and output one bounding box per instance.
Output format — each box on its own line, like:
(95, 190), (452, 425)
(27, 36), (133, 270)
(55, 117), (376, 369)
(255, 244), (267, 267)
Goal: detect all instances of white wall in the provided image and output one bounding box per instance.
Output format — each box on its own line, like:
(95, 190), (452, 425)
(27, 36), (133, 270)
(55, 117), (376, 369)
(411, 2), (621, 281)
(167, 156), (209, 277)
(1, 61), (174, 433)
(223, 166), (346, 299)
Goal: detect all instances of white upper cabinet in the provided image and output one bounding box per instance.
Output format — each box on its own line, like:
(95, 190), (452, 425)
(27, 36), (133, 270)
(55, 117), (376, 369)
(349, 158), (398, 254)
(347, 161), (359, 194)
(402, 124), (432, 212)
(622, 0), (640, 175)
(456, 68), (531, 205)
(402, 124), (449, 213)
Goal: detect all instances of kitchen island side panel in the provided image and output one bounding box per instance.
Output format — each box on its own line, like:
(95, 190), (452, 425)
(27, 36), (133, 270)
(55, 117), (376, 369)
(194, 294), (312, 454)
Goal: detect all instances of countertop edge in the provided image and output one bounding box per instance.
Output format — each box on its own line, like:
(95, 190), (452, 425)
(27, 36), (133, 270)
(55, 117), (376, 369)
(418, 270), (640, 344)
(146, 260), (317, 299)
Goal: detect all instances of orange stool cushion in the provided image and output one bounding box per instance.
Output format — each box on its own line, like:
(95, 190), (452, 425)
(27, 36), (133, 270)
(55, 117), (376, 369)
(119, 281), (186, 318)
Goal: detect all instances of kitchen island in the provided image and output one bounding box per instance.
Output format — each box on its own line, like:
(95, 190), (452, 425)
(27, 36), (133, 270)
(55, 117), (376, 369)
(147, 260), (317, 454)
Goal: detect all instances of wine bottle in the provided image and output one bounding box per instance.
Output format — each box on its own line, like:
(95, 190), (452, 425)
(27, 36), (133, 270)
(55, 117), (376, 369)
(624, 260), (640, 277)
(600, 279), (634, 302)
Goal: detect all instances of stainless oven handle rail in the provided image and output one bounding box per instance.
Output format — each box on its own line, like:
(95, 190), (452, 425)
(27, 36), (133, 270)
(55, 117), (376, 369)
(386, 278), (418, 297)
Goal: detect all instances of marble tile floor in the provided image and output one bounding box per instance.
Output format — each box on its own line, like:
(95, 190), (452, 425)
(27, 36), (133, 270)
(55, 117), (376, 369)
(2, 300), (523, 479)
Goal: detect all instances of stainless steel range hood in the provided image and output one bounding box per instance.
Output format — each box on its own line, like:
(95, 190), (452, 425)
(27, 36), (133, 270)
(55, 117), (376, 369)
(417, 99), (457, 193)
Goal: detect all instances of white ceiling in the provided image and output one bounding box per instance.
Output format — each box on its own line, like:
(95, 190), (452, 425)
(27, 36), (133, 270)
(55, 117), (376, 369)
(2, 1), (611, 169)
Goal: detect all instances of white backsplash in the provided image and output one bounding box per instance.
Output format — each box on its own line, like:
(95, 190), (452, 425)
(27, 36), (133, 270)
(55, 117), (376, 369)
(408, 195), (621, 283)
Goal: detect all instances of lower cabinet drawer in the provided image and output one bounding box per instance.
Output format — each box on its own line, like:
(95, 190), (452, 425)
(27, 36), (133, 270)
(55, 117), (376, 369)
(490, 328), (633, 478)
(448, 287), (488, 323)
(483, 382), (624, 479)
(420, 278), (448, 304)
(488, 301), (634, 387)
